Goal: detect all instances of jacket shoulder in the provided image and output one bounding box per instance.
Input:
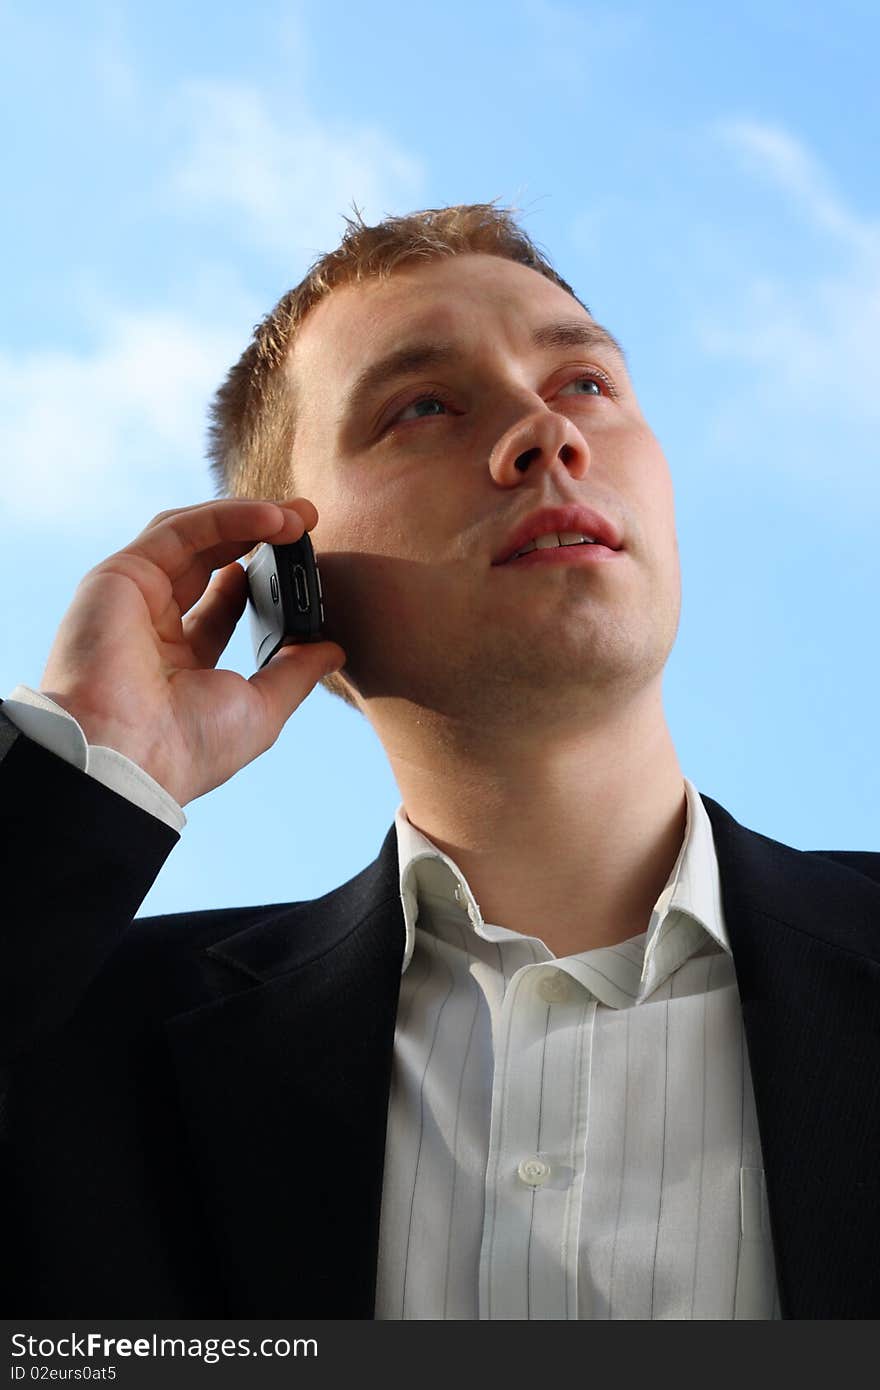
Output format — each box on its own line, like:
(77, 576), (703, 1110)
(804, 848), (880, 886)
(111, 821), (401, 1018)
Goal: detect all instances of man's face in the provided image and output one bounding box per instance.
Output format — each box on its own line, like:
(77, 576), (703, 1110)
(288, 252), (681, 726)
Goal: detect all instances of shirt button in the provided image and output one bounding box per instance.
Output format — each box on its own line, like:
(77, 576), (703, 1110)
(517, 1157), (552, 1187)
(538, 971), (570, 1004)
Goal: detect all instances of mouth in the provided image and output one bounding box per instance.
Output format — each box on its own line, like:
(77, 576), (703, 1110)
(492, 505), (623, 566)
(499, 540), (624, 568)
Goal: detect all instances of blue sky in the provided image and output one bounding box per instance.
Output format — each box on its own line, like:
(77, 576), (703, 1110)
(1, 0), (877, 918)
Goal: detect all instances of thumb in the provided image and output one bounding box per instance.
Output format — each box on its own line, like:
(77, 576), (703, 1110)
(247, 639), (347, 726)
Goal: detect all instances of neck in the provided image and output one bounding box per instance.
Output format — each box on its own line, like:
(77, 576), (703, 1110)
(369, 681), (687, 957)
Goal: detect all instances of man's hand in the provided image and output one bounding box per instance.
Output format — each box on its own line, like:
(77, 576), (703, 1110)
(39, 498), (346, 806)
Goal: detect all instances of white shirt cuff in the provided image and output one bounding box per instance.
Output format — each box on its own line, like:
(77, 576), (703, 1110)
(4, 685), (187, 833)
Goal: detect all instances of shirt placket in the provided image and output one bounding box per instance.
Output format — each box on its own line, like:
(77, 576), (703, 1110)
(479, 962), (596, 1319)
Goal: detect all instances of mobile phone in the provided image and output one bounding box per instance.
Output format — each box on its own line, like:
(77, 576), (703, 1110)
(245, 533), (325, 670)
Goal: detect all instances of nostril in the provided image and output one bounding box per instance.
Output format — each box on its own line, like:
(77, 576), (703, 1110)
(514, 447), (541, 473)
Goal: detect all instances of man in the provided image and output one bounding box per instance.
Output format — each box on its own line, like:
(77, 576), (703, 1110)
(2, 203), (878, 1319)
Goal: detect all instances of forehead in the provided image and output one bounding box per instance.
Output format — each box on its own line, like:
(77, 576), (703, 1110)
(288, 253), (590, 396)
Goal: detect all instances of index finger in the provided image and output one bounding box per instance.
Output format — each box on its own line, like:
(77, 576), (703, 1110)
(129, 498), (315, 585)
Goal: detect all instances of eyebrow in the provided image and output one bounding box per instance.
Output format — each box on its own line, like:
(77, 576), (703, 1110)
(337, 318), (629, 429)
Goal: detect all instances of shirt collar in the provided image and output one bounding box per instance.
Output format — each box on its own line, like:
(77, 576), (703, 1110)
(395, 776), (730, 986)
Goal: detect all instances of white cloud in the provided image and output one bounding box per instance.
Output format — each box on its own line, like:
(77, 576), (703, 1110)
(714, 118), (879, 255)
(0, 306), (246, 531)
(697, 119), (880, 443)
(0, 61), (428, 534)
(164, 77), (426, 259)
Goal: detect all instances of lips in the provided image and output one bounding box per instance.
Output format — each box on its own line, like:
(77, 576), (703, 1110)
(492, 505), (623, 566)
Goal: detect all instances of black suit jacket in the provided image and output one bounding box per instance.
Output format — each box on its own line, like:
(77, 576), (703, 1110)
(1, 702), (879, 1319)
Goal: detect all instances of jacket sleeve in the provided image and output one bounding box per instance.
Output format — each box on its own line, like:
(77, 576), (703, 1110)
(0, 703), (180, 1067)
(2, 685), (186, 832)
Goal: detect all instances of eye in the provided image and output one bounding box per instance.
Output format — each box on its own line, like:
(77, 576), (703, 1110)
(393, 389), (450, 425)
(385, 368), (616, 433)
(557, 371), (615, 399)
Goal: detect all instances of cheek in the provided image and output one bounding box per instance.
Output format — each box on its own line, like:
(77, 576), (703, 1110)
(316, 545), (453, 655)
(633, 438), (677, 529)
(311, 469), (419, 553)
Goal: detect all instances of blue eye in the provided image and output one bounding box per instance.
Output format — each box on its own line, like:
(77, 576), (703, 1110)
(388, 370), (613, 431)
(559, 374), (605, 396)
(395, 391), (448, 423)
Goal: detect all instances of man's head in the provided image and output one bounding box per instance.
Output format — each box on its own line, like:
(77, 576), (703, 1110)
(208, 203), (681, 736)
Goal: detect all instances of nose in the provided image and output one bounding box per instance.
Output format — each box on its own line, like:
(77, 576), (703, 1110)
(488, 406), (591, 487)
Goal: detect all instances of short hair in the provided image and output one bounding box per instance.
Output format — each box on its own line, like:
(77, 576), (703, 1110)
(206, 199), (589, 712)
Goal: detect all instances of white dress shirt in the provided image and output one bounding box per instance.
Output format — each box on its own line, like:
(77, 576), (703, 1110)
(4, 684), (782, 1319)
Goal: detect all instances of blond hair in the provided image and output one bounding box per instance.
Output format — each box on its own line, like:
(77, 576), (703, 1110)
(206, 199), (588, 711)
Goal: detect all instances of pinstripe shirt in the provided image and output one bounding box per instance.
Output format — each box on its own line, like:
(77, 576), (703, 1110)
(378, 775), (782, 1319)
(6, 689), (782, 1319)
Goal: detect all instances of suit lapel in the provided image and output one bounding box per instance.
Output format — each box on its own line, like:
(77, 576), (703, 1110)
(162, 801), (880, 1320)
(163, 827), (406, 1317)
(701, 793), (880, 1319)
